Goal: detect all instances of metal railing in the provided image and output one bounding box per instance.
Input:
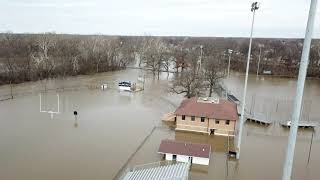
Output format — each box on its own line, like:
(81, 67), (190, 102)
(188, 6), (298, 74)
(132, 160), (178, 171)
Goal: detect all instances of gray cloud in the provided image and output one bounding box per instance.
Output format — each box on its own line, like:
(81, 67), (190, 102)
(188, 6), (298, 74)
(1, 0), (319, 38)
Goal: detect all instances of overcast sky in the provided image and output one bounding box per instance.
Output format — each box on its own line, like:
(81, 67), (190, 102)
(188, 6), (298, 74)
(1, 0), (319, 38)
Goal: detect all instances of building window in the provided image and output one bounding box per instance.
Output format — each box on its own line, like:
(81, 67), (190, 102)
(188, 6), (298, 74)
(215, 120), (219, 124)
(191, 116), (195, 121)
(173, 154), (177, 160)
(226, 120), (230, 125)
(201, 117), (205, 122)
(182, 115), (185, 120)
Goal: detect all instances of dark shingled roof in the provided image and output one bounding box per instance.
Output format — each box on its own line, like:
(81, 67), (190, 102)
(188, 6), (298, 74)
(158, 139), (211, 158)
(175, 97), (238, 121)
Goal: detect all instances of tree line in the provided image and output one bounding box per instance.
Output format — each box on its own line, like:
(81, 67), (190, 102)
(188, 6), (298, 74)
(1, 33), (320, 98)
(0, 33), (137, 85)
(139, 36), (320, 97)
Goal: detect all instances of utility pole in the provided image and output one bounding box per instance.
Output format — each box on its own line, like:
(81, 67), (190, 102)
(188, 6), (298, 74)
(282, 0), (318, 179)
(236, 2), (259, 159)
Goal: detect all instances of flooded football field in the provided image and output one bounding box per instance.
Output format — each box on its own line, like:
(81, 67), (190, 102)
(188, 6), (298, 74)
(0, 69), (320, 180)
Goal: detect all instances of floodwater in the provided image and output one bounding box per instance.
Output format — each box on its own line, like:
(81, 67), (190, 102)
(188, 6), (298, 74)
(225, 72), (320, 122)
(0, 69), (320, 180)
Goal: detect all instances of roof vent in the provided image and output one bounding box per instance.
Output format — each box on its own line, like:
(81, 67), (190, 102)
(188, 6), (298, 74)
(211, 98), (219, 104)
(202, 148), (205, 151)
(198, 97), (219, 104)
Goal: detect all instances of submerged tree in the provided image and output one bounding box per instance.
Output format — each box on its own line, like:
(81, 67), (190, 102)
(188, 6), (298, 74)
(172, 45), (188, 73)
(203, 55), (226, 97)
(2, 32), (26, 98)
(141, 37), (170, 79)
(170, 70), (205, 98)
(30, 33), (57, 80)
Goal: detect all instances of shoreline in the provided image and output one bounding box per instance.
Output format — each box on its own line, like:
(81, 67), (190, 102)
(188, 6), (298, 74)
(1, 68), (319, 89)
(0, 68), (127, 87)
(231, 71), (320, 80)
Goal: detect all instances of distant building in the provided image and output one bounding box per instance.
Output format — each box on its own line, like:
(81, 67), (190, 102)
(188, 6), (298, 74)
(158, 139), (211, 165)
(174, 97), (238, 136)
(262, 70), (272, 75)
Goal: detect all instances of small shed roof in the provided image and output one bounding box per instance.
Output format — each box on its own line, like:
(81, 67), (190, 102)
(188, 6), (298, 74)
(158, 139), (211, 158)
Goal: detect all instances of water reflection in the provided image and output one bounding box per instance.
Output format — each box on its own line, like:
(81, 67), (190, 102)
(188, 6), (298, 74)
(118, 91), (133, 104)
(175, 131), (235, 153)
(74, 118), (78, 128)
(225, 72), (320, 123)
(190, 164), (209, 174)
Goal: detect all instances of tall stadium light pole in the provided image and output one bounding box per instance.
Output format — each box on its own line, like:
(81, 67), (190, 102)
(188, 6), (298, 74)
(227, 49), (233, 79)
(226, 49), (233, 99)
(198, 45), (203, 73)
(282, 0), (318, 179)
(256, 44), (263, 76)
(236, 2), (259, 159)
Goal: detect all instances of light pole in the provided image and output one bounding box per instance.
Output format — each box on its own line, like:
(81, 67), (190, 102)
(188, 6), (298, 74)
(227, 49), (233, 79)
(236, 2), (259, 159)
(226, 49), (233, 98)
(256, 44), (263, 77)
(282, 0), (317, 179)
(198, 45), (203, 73)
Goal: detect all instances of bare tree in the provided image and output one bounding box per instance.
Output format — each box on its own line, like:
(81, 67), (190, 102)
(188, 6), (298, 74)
(171, 70), (205, 98)
(141, 37), (170, 79)
(172, 45), (188, 73)
(2, 34), (320, 87)
(30, 33), (56, 80)
(185, 47), (201, 75)
(92, 37), (103, 73)
(309, 42), (320, 76)
(118, 39), (135, 68)
(4, 57), (15, 99)
(203, 55), (226, 97)
(137, 36), (150, 67)
(162, 56), (174, 78)
(107, 37), (123, 70)
(2, 32), (18, 99)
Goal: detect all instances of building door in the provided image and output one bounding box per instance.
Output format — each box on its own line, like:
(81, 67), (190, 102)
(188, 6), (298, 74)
(173, 154), (177, 161)
(210, 129), (215, 135)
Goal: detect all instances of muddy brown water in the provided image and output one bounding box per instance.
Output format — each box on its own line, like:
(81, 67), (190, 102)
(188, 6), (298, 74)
(0, 69), (320, 180)
(225, 72), (320, 122)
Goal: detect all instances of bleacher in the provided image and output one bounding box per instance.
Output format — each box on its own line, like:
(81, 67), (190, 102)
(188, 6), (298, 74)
(122, 162), (189, 180)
